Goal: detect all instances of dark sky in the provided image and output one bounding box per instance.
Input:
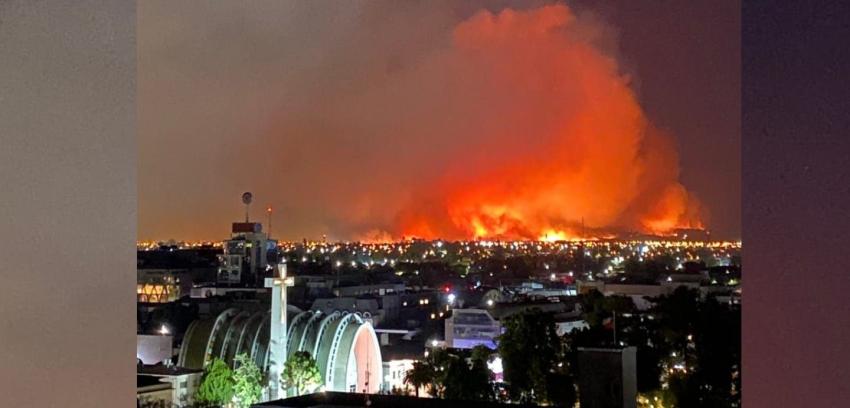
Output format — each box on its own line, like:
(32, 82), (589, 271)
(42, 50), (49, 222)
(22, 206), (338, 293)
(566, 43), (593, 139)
(139, 1), (739, 241)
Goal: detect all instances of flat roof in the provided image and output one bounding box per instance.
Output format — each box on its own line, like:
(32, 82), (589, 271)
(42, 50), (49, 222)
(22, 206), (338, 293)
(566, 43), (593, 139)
(137, 375), (169, 390)
(138, 364), (203, 377)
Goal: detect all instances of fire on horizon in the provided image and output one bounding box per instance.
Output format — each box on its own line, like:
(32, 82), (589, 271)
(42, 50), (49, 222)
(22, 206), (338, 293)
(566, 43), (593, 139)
(139, 2), (739, 243)
(375, 5), (703, 242)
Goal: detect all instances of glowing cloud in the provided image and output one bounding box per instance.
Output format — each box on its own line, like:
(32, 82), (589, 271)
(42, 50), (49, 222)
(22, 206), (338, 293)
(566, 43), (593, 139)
(393, 5), (703, 240)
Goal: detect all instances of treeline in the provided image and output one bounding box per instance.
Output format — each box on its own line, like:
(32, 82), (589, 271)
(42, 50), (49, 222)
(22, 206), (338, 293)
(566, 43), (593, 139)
(401, 286), (740, 407)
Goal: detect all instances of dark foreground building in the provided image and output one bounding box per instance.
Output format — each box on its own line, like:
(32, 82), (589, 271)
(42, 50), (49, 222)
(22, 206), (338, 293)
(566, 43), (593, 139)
(255, 392), (538, 408)
(577, 347), (637, 408)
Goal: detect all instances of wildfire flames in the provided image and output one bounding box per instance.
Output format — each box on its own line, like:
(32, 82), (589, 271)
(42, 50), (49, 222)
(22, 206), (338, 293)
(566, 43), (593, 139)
(389, 5), (703, 241)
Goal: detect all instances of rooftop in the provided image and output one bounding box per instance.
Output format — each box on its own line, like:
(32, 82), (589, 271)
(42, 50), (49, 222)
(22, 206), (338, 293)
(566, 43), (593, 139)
(380, 339), (427, 361)
(137, 375), (171, 392)
(138, 364), (203, 377)
(254, 392), (538, 408)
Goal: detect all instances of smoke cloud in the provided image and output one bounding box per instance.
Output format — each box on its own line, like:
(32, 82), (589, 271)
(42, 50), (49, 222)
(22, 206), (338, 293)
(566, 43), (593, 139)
(389, 5), (703, 240)
(140, 2), (714, 242)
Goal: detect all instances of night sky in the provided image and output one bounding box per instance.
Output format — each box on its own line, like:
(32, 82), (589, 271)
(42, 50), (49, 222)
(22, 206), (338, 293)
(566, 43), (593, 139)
(139, 1), (739, 241)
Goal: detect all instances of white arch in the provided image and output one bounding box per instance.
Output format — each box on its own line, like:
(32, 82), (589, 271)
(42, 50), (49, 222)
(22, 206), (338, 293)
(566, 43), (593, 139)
(297, 311), (325, 354)
(325, 313), (359, 389)
(220, 311), (251, 362)
(311, 311), (340, 358)
(235, 312), (264, 362)
(347, 321), (383, 393)
(204, 308), (239, 367)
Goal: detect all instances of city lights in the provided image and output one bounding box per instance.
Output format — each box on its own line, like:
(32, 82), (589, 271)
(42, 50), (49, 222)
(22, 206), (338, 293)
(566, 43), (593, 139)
(131, 1), (742, 405)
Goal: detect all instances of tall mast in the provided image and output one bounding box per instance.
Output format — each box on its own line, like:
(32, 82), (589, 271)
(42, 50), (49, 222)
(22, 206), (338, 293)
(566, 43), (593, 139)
(267, 206), (273, 237)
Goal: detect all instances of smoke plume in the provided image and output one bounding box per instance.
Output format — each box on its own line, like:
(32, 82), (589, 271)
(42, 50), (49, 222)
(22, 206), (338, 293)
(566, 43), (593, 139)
(378, 5), (703, 240)
(140, 2), (708, 242)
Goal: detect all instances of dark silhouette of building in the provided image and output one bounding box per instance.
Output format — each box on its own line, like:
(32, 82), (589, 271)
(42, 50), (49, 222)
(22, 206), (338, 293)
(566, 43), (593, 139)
(577, 347), (637, 408)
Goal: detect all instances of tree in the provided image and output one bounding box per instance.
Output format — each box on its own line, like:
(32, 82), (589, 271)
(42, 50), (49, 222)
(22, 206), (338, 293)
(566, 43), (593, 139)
(195, 358), (234, 407)
(405, 348), (453, 398)
(637, 390), (677, 408)
(444, 356), (474, 400)
(544, 370), (576, 407)
(580, 290), (636, 328)
(649, 288), (741, 407)
(567, 284), (740, 408)
(467, 345), (496, 401)
(232, 353), (264, 408)
(653, 286), (700, 349)
(689, 296), (741, 407)
(403, 361), (433, 397)
(444, 353), (493, 401)
(469, 344), (492, 365)
(423, 348), (453, 398)
(406, 346), (494, 401)
(281, 351), (322, 396)
(497, 309), (564, 404)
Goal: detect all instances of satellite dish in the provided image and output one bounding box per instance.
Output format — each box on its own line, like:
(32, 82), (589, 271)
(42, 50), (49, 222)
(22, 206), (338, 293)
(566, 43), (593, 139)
(242, 192), (253, 205)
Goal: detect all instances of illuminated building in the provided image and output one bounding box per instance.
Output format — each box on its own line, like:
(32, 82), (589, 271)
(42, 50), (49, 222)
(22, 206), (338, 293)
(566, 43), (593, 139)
(137, 334), (173, 365)
(444, 309), (501, 349)
(217, 221), (278, 286)
(137, 365), (204, 408)
(555, 317), (590, 336)
(137, 269), (187, 303)
(382, 358), (415, 394)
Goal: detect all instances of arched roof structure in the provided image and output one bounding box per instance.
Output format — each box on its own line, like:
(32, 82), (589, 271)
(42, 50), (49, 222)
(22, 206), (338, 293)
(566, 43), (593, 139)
(178, 308), (382, 394)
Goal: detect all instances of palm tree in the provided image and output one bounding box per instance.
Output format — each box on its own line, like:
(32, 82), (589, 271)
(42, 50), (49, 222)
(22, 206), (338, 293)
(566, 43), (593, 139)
(404, 361), (433, 397)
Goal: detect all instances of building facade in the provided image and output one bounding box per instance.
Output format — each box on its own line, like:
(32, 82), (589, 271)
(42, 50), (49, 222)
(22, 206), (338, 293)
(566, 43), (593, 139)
(217, 222), (278, 286)
(137, 366), (203, 408)
(444, 309), (501, 349)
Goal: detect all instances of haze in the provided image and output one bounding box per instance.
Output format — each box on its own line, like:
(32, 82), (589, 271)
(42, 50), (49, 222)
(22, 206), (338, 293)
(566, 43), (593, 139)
(139, 1), (739, 242)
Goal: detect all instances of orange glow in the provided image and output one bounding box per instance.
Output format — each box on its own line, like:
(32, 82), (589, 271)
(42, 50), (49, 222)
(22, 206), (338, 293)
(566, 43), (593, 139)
(357, 229), (396, 244)
(396, 5), (702, 241)
(539, 229), (572, 242)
